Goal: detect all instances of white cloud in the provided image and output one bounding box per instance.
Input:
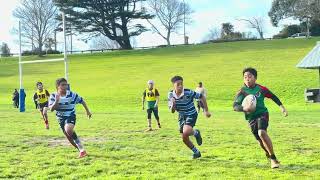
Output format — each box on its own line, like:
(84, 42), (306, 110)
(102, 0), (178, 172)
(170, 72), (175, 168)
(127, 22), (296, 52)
(0, 0), (20, 52)
(233, 0), (252, 11)
(188, 9), (228, 43)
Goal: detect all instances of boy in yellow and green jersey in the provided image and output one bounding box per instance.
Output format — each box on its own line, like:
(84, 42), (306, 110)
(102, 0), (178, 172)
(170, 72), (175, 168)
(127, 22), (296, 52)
(142, 80), (161, 131)
(33, 82), (50, 129)
(233, 67), (288, 169)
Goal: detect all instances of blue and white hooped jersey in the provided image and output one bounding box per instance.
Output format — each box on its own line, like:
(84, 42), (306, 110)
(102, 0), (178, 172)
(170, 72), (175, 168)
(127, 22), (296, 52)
(49, 90), (83, 118)
(168, 89), (202, 116)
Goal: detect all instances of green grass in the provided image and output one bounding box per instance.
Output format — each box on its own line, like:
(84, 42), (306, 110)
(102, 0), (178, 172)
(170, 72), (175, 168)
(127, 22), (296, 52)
(0, 38), (320, 179)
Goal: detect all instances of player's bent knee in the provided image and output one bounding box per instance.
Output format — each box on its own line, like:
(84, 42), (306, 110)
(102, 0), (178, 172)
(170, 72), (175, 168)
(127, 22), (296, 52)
(66, 130), (73, 137)
(258, 130), (267, 138)
(183, 124), (192, 131)
(64, 127), (74, 137)
(182, 132), (189, 139)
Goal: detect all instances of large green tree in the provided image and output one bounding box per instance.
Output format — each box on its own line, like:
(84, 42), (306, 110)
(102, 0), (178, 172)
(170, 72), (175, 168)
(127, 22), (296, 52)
(54, 0), (153, 50)
(221, 23), (234, 37)
(269, 0), (320, 38)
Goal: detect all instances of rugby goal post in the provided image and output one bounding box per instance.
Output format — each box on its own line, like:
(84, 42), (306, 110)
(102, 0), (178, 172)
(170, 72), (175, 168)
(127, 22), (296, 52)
(18, 12), (68, 112)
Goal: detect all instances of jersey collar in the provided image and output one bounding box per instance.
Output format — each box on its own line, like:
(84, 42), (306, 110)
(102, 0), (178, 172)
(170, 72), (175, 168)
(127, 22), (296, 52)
(244, 83), (257, 89)
(59, 90), (70, 97)
(173, 89), (185, 99)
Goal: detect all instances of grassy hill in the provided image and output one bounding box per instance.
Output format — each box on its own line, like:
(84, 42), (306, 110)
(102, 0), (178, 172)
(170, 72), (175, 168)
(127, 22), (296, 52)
(0, 38), (319, 179)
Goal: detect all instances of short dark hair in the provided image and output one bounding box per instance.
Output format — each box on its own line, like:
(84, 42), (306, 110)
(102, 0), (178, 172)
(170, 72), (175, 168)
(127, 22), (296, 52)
(199, 82), (202, 85)
(243, 67), (257, 78)
(36, 82), (43, 86)
(171, 76), (183, 83)
(56, 78), (68, 88)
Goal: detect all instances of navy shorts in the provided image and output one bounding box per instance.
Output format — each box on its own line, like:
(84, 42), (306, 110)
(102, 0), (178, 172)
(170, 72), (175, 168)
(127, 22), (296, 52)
(178, 113), (198, 133)
(38, 102), (48, 111)
(58, 114), (76, 130)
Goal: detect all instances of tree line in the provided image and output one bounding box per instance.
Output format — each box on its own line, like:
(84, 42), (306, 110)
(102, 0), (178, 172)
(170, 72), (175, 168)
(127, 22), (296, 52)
(2, 0), (320, 57)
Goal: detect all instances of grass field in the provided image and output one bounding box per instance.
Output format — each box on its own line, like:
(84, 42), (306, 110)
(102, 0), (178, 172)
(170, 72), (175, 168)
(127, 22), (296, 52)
(0, 38), (320, 179)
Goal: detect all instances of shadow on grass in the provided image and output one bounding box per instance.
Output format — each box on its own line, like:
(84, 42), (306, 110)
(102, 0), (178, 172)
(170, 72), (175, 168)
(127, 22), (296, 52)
(281, 164), (320, 171)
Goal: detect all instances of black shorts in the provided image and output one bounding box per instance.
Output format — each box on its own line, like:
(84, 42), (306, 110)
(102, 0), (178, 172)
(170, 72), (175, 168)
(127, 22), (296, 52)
(147, 107), (159, 120)
(38, 102), (48, 110)
(178, 113), (198, 133)
(58, 115), (76, 130)
(249, 113), (269, 140)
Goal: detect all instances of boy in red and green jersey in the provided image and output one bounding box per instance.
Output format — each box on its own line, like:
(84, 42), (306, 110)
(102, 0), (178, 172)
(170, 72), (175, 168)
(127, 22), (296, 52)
(233, 67), (288, 169)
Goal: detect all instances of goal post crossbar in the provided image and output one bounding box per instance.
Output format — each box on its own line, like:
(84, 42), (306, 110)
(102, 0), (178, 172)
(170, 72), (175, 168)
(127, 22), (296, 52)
(18, 12), (68, 112)
(19, 58), (65, 64)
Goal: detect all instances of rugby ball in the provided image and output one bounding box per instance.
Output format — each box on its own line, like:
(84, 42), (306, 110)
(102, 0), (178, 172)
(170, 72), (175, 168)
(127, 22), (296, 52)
(242, 94), (257, 112)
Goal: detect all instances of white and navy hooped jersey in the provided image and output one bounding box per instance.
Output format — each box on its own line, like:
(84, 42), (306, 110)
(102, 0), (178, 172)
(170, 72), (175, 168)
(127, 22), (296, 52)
(49, 90), (83, 118)
(168, 89), (202, 116)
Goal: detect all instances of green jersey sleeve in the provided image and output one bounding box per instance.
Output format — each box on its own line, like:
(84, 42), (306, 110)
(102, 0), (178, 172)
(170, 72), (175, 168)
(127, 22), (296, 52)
(233, 89), (245, 112)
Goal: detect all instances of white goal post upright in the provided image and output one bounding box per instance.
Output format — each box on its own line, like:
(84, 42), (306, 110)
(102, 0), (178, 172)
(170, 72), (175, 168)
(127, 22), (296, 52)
(18, 12), (68, 112)
(19, 21), (22, 90)
(62, 12), (68, 81)
(18, 21), (26, 112)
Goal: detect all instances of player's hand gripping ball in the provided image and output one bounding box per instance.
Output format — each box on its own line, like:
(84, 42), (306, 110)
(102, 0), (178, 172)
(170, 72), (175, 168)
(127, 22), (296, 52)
(242, 94), (257, 113)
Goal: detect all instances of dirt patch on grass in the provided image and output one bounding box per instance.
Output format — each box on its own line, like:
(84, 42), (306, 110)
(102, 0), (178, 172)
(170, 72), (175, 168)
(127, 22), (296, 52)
(24, 137), (106, 147)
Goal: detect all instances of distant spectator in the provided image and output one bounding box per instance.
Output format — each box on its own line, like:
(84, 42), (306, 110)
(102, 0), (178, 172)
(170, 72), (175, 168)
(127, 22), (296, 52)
(195, 82), (207, 112)
(12, 89), (19, 108)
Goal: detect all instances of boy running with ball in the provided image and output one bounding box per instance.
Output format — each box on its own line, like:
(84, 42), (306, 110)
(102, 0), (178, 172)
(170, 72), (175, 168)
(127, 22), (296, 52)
(233, 67), (288, 169)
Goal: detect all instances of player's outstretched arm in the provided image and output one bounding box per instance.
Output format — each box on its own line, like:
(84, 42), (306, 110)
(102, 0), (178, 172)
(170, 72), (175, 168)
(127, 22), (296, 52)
(264, 87), (288, 117)
(271, 96), (288, 117)
(280, 105), (288, 117)
(81, 100), (92, 119)
(200, 96), (211, 118)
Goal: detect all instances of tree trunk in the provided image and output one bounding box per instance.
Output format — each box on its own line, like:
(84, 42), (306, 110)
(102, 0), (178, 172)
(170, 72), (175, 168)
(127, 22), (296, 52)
(122, 38), (133, 49)
(38, 41), (43, 56)
(166, 39), (171, 46)
(54, 31), (57, 51)
(306, 18), (310, 39)
(70, 33), (73, 54)
(259, 31), (264, 39)
(32, 30), (34, 52)
(166, 30), (171, 46)
(121, 25), (133, 50)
